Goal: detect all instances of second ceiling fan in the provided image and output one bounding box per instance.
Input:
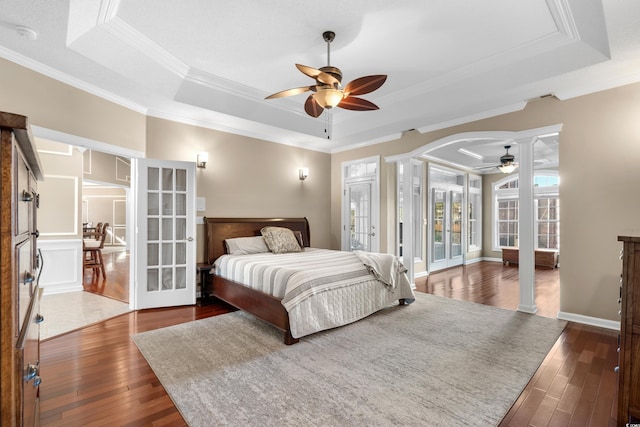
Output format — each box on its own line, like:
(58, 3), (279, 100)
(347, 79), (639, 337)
(265, 31), (387, 118)
(475, 145), (519, 174)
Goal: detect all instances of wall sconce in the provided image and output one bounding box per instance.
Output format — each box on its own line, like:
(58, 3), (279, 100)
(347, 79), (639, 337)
(299, 167), (309, 181)
(196, 152), (209, 169)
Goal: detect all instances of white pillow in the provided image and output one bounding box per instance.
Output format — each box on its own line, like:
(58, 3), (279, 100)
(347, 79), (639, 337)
(225, 236), (270, 255)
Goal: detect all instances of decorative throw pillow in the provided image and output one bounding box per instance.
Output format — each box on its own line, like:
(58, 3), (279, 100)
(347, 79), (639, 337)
(260, 226), (303, 254)
(224, 236), (270, 255)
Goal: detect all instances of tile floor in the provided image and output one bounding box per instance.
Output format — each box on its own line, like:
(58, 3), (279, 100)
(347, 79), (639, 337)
(39, 291), (131, 340)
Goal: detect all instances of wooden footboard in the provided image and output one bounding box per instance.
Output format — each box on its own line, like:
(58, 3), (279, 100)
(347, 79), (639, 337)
(203, 217), (310, 345)
(211, 275), (299, 345)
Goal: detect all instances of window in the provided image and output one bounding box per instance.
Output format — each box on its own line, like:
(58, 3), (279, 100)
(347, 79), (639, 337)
(492, 172), (559, 251)
(498, 199), (519, 247)
(537, 198), (559, 249)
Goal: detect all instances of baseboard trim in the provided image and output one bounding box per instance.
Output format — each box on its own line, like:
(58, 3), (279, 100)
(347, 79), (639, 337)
(517, 304), (538, 314)
(43, 283), (84, 295)
(557, 311), (620, 331)
(480, 257), (503, 263)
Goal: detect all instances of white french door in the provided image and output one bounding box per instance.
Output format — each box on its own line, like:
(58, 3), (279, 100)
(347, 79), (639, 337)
(345, 180), (378, 252)
(429, 186), (464, 272)
(341, 157), (380, 252)
(132, 158), (196, 309)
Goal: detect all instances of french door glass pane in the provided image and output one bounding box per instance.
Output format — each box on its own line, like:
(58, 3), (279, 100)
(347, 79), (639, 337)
(162, 268), (172, 290)
(148, 193), (159, 215)
(176, 193), (186, 215)
(162, 168), (173, 190)
(148, 168), (159, 190)
(176, 169), (186, 191)
(451, 191), (462, 257)
(433, 190), (445, 262)
(162, 193), (173, 215)
(176, 266), (186, 289)
(349, 183), (371, 251)
(162, 242), (173, 265)
(162, 218), (173, 239)
(148, 218), (159, 240)
(176, 218), (186, 240)
(176, 242), (186, 264)
(147, 243), (159, 266)
(147, 269), (159, 291)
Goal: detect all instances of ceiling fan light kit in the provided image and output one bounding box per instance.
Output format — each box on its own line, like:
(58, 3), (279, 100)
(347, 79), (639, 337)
(265, 31), (387, 118)
(498, 163), (516, 174)
(312, 87), (344, 108)
(473, 145), (519, 173)
(498, 145), (517, 173)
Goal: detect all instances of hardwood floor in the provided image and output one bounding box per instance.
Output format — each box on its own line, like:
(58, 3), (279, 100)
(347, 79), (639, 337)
(82, 248), (130, 303)
(420, 264), (617, 427)
(41, 260), (619, 426)
(416, 262), (560, 318)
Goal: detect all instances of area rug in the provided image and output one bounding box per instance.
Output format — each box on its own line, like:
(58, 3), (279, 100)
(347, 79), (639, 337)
(132, 293), (566, 426)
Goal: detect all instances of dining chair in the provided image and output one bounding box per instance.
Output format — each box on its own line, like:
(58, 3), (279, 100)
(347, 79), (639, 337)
(83, 222), (109, 279)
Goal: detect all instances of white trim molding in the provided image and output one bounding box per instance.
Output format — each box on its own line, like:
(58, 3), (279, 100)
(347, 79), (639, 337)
(558, 311), (620, 331)
(38, 239), (83, 295)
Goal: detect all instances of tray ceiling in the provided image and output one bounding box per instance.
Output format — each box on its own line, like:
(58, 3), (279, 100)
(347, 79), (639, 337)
(0, 0), (638, 162)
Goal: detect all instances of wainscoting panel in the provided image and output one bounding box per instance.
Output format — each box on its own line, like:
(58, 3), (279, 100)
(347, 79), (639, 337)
(39, 239), (83, 294)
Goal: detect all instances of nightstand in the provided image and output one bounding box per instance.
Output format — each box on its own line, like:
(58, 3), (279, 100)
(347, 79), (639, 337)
(197, 262), (215, 306)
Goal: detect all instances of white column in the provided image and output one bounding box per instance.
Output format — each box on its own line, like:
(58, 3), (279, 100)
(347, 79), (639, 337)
(400, 159), (414, 283)
(517, 138), (537, 313)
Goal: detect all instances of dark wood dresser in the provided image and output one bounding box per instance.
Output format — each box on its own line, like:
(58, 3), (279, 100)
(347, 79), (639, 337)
(617, 235), (640, 426)
(1, 112), (44, 427)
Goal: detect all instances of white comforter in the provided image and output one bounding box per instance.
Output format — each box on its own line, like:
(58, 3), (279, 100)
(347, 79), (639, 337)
(214, 248), (415, 338)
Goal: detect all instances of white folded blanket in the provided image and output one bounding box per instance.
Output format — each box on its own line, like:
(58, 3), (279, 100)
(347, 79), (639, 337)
(353, 250), (407, 290)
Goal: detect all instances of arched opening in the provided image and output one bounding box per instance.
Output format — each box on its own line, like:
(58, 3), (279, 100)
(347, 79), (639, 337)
(386, 125), (561, 315)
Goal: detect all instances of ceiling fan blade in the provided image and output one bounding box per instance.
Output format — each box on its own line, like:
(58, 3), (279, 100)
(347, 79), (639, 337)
(304, 95), (324, 117)
(343, 75), (387, 96)
(265, 86), (314, 99)
(338, 96), (379, 111)
(296, 64), (339, 86)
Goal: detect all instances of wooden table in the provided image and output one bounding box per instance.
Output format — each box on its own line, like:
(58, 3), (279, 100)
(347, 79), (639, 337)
(502, 247), (558, 269)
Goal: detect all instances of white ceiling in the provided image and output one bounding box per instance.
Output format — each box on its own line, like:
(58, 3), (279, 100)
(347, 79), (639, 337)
(0, 0), (638, 170)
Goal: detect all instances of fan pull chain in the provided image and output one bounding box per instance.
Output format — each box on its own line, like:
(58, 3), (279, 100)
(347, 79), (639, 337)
(324, 111), (332, 140)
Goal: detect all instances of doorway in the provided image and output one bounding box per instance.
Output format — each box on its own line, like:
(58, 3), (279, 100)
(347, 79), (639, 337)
(341, 156), (380, 252)
(428, 166), (465, 272)
(81, 149), (132, 302)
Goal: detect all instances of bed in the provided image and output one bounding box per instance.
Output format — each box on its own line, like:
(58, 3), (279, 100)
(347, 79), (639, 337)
(203, 217), (415, 344)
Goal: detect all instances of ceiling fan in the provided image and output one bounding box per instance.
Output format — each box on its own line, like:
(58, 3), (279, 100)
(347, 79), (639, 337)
(265, 31), (387, 118)
(475, 145), (519, 173)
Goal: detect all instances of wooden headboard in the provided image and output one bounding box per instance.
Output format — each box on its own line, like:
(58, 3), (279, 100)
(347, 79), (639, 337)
(203, 217), (311, 264)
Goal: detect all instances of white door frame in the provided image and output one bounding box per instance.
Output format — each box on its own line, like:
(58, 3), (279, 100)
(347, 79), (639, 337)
(341, 156), (380, 252)
(31, 126), (144, 310)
